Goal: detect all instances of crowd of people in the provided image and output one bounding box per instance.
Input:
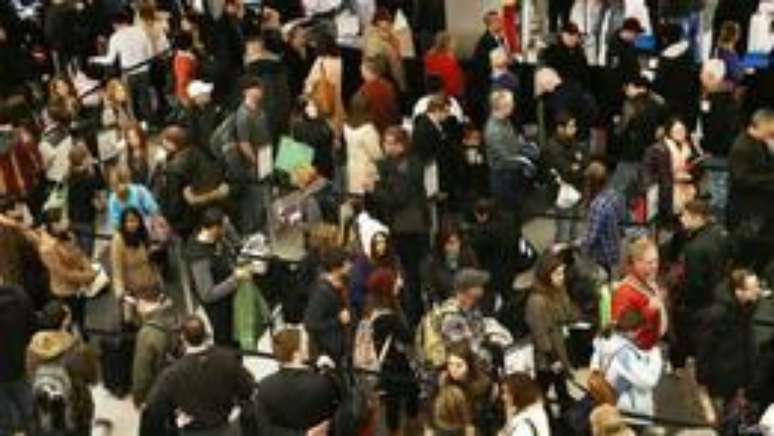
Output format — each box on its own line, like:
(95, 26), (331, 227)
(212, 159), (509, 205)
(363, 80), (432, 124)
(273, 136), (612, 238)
(1, 0), (774, 435)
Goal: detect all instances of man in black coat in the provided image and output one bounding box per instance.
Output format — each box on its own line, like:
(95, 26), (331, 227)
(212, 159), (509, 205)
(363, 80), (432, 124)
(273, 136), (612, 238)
(603, 18), (644, 119)
(244, 35), (291, 143)
(304, 247), (353, 364)
(696, 269), (761, 420)
(0, 284), (36, 435)
(541, 22), (591, 88)
(141, 315), (255, 436)
(673, 199), (732, 366)
(412, 95), (460, 206)
(253, 329), (339, 435)
(728, 109), (774, 228)
(470, 11), (510, 124)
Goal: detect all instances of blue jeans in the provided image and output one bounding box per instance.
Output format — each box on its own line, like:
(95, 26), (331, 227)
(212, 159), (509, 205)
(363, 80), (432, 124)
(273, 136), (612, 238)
(554, 203), (581, 243)
(0, 378), (34, 436)
(705, 157), (729, 224)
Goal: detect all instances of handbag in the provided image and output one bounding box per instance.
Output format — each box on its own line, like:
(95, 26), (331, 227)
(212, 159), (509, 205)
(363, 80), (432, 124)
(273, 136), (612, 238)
(556, 181), (582, 209)
(311, 61), (336, 117)
(83, 263), (110, 298)
(587, 345), (631, 405)
(44, 183), (68, 213)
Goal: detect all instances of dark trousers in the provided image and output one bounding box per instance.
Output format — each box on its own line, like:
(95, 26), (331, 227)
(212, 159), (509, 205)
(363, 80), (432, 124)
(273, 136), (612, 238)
(537, 369), (571, 419)
(549, 0), (573, 33)
(382, 377), (420, 431)
(204, 297), (235, 347)
(126, 71), (154, 124)
(393, 233), (429, 327)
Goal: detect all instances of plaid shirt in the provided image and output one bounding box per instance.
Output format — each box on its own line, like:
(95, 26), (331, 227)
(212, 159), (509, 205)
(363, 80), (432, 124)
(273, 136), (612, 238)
(583, 189), (625, 271)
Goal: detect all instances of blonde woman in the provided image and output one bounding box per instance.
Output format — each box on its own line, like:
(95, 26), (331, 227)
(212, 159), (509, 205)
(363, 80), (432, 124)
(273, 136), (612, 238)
(305, 34), (345, 131)
(363, 8), (407, 92)
(102, 79), (136, 136)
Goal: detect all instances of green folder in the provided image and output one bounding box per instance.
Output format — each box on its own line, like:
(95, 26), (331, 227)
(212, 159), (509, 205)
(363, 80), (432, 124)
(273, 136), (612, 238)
(274, 136), (314, 174)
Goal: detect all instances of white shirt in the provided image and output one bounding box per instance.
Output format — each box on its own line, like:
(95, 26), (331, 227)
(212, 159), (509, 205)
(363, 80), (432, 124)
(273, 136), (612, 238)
(502, 403), (551, 436)
(39, 133), (73, 183)
(91, 25), (154, 74)
(303, 0), (342, 15)
(412, 95), (466, 123)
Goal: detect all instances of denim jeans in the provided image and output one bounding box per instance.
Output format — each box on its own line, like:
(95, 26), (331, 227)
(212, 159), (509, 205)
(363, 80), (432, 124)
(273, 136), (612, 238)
(705, 157), (729, 224)
(0, 378), (35, 436)
(554, 203), (581, 243)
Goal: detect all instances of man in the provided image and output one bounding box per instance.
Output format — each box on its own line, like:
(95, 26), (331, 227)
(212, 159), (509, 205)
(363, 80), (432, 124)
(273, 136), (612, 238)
(612, 236), (668, 351)
(544, 112), (588, 242)
(728, 109), (774, 229)
(90, 11), (154, 122)
(541, 22), (590, 87)
(436, 268), (491, 364)
(728, 109), (774, 270)
(672, 199), (731, 366)
(38, 102), (74, 187)
(603, 17), (644, 118)
(141, 315), (256, 436)
(0, 284), (36, 436)
(611, 76), (667, 197)
(233, 76), (272, 234)
(132, 295), (180, 408)
(696, 269), (761, 430)
(356, 58), (400, 134)
(243, 35), (291, 142)
(472, 11), (510, 89)
(412, 75), (465, 124)
(412, 96), (458, 205)
(184, 80), (224, 153)
(254, 329), (338, 434)
(304, 247), (352, 364)
(187, 207), (249, 346)
(582, 161), (626, 277)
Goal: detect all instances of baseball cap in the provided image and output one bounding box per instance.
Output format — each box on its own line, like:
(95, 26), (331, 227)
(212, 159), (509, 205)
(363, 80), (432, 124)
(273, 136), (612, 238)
(187, 80), (213, 98)
(622, 17), (644, 34)
(454, 268), (491, 292)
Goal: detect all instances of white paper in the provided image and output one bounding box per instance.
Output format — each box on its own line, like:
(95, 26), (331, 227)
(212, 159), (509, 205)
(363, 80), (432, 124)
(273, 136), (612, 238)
(424, 161), (439, 198)
(257, 145), (273, 180)
(504, 341), (535, 377)
(646, 184), (659, 222)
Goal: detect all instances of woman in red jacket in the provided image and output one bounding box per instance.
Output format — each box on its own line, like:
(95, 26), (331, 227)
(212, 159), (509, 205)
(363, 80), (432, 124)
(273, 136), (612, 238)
(424, 32), (465, 99)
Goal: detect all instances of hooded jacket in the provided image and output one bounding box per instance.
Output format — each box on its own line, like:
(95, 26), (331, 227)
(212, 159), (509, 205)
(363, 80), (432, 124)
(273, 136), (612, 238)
(132, 305), (180, 405)
(590, 333), (663, 420)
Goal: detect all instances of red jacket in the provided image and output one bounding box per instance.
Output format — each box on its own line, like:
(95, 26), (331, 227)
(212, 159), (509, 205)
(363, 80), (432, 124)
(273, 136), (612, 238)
(424, 52), (464, 98)
(612, 276), (665, 350)
(359, 78), (400, 134)
(0, 139), (43, 198)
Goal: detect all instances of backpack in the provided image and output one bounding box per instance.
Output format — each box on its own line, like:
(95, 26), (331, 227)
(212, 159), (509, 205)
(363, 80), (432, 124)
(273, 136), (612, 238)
(414, 300), (460, 368)
(310, 62), (336, 117)
(33, 361), (77, 435)
(495, 288), (531, 341)
(209, 111), (238, 163)
(353, 309), (393, 374)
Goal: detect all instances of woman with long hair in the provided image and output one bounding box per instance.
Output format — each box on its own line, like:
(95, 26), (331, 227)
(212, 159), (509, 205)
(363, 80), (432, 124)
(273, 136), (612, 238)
(121, 122), (154, 185)
(499, 372), (551, 435)
(102, 79), (136, 138)
(525, 250), (576, 421)
(290, 96), (336, 180)
(344, 93), (382, 195)
(439, 340), (495, 433)
(350, 214), (400, 317)
(305, 33), (346, 131)
(424, 32), (464, 99)
(47, 75), (81, 122)
(111, 206), (163, 322)
(715, 21), (743, 85)
(362, 267), (419, 436)
(662, 117), (701, 215)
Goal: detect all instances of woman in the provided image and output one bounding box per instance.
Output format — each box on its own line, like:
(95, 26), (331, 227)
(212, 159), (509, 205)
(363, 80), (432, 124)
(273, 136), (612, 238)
(284, 24), (314, 98)
(172, 32), (199, 108)
(364, 267), (419, 436)
(290, 96), (336, 180)
(440, 341), (495, 433)
(424, 32), (464, 99)
(344, 93), (383, 195)
(663, 117), (701, 215)
(427, 384), (477, 436)
(363, 8), (407, 93)
(121, 122), (158, 186)
(370, 126), (429, 325)
(421, 218), (479, 306)
(525, 250), (576, 416)
(715, 21), (744, 85)
(0, 122), (43, 207)
(350, 216), (400, 316)
(582, 161), (626, 277)
(102, 79), (135, 138)
(111, 207), (163, 322)
(305, 34), (346, 130)
(499, 372), (551, 436)
(47, 75), (81, 122)
(590, 309), (664, 430)
(107, 165), (160, 230)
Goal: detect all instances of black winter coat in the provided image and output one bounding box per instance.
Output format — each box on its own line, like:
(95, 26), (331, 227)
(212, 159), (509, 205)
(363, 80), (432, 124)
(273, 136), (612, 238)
(728, 132), (774, 222)
(700, 90), (741, 157)
(0, 285), (35, 382)
(696, 297), (758, 399)
(653, 43), (700, 130)
(371, 154), (429, 235)
(680, 223), (732, 310)
(304, 279), (349, 362)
